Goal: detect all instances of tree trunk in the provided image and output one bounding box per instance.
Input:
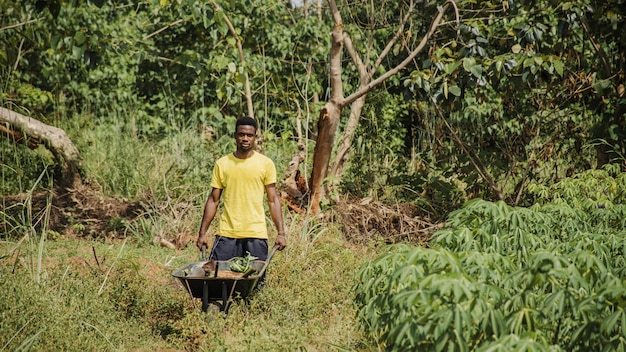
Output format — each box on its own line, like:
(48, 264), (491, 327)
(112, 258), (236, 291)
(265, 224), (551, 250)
(0, 107), (81, 190)
(329, 94), (366, 183)
(309, 104), (342, 214)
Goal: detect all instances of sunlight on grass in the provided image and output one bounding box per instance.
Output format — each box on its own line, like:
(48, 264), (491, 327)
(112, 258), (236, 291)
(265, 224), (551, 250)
(0, 212), (383, 351)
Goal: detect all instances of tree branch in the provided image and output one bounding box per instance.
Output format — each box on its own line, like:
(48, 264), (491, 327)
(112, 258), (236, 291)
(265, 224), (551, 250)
(342, 1), (455, 107)
(0, 107), (82, 190)
(0, 18), (42, 32)
(430, 99), (503, 200)
(143, 18), (186, 40)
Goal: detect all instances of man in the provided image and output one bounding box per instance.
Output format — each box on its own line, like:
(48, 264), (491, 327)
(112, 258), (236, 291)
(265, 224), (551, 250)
(196, 116), (287, 262)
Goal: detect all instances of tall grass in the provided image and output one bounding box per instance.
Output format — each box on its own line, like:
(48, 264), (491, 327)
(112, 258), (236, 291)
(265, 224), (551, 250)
(0, 212), (382, 351)
(0, 240), (179, 351)
(68, 115), (226, 200)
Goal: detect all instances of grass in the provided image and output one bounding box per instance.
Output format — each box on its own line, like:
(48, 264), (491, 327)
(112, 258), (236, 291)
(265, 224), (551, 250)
(0, 111), (381, 351)
(0, 215), (383, 351)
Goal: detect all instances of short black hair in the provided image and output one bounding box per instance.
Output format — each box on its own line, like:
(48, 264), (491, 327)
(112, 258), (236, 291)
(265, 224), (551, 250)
(235, 116), (257, 132)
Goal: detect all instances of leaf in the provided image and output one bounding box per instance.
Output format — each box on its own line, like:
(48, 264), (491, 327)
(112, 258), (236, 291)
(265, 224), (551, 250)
(449, 85), (462, 97)
(444, 61), (462, 75)
(462, 57), (476, 72)
(214, 11), (229, 36)
(511, 44), (522, 53)
(393, 43), (401, 56)
(523, 57), (535, 68)
(601, 310), (624, 334)
(553, 60), (564, 76)
(73, 31), (86, 46)
(470, 65), (483, 78)
(72, 45), (85, 59)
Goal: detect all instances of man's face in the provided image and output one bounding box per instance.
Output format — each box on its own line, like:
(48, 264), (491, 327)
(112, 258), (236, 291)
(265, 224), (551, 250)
(235, 125), (257, 151)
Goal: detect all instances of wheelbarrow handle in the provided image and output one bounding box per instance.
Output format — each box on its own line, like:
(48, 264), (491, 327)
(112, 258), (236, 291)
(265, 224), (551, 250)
(267, 244), (280, 262)
(257, 244), (280, 277)
(201, 244), (207, 261)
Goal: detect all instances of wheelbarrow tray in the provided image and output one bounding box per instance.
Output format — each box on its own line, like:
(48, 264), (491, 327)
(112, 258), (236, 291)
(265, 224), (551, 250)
(172, 260), (266, 299)
(172, 259), (269, 313)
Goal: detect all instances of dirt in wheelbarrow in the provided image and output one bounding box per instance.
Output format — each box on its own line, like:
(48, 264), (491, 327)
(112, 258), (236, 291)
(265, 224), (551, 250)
(190, 269), (248, 279)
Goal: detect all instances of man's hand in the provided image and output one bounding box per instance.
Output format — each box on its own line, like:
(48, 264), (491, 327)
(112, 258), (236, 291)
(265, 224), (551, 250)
(196, 234), (209, 250)
(274, 234), (287, 250)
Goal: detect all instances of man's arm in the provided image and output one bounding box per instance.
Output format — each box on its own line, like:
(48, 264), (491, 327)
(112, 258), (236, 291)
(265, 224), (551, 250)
(196, 187), (222, 249)
(266, 183), (286, 250)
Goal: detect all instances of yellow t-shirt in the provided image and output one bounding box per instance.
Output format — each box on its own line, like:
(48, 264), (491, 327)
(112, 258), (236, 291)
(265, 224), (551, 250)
(211, 151), (277, 239)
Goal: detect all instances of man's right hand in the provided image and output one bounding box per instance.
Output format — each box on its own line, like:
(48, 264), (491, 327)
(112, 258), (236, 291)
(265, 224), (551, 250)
(196, 234), (208, 250)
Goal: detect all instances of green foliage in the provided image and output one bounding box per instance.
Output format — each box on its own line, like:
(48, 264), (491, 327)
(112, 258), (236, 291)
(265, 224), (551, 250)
(341, 94), (470, 217)
(343, 97), (408, 196)
(0, 140), (56, 196)
(398, 0), (626, 203)
(527, 164), (626, 209)
(2, 0), (623, 215)
(354, 167), (626, 351)
(0, 0), (329, 140)
(71, 115), (228, 199)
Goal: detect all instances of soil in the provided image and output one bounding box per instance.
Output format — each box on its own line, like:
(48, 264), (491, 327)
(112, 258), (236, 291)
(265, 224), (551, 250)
(1, 181), (440, 246)
(189, 270), (247, 280)
(1, 182), (145, 239)
(331, 198), (442, 246)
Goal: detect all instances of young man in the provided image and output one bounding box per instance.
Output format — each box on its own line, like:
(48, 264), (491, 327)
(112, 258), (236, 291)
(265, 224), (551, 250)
(196, 116), (287, 261)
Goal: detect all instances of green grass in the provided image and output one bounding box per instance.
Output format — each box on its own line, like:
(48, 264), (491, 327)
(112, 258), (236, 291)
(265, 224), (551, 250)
(0, 219), (382, 351)
(0, 109), (381, 351)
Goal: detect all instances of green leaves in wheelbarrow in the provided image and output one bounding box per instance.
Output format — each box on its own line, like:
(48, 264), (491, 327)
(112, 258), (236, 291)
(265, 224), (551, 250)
(228, 252), (258, 273)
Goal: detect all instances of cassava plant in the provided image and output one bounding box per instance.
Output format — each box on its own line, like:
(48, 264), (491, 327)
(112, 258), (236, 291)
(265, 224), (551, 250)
(354, 165), (626, 351)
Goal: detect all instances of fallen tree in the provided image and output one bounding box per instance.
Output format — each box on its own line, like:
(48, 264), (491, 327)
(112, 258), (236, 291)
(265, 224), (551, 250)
(1, 107), (81, 191)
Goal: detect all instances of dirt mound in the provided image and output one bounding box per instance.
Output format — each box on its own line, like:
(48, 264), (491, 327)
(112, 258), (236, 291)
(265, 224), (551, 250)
(2, 183), (440, 247)
(331, 199), (443, 245)
(1, 182), (144, 238)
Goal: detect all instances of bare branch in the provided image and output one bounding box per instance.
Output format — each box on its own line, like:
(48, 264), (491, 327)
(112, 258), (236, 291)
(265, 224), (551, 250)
(0, 18), (42, 32)
(342, 1), (455, 107)
(143, 18), (186, 40)
(372, 0), (416, 72)
(342, 1), (416, 81)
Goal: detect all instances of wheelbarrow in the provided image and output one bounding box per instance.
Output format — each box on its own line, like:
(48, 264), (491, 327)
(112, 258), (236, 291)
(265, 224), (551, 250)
(172, 245), (279, 314)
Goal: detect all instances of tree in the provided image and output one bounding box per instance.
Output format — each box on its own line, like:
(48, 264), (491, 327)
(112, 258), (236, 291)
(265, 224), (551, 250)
(296, 0), (456, 214)
(3, 0), (623, 214)
(399, 0), (626, 204)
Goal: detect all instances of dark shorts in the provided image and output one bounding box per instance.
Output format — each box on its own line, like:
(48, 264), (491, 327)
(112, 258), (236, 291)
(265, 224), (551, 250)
(209, 236), (268, 261)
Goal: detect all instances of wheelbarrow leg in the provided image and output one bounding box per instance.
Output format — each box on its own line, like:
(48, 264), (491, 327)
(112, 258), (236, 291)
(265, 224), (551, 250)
(221, 281), (228, 313)
(202, 280), (209, 312)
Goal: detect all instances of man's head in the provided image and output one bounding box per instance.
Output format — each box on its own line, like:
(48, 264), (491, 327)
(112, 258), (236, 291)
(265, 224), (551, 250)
(234, 116), (257, 153)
